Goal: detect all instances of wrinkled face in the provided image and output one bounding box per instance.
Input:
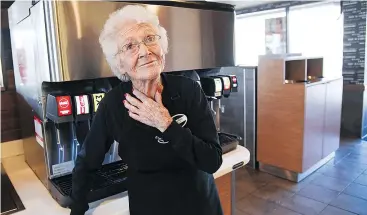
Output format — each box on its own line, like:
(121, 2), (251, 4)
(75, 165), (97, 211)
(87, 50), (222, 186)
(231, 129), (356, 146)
(115, 21), (165, 81)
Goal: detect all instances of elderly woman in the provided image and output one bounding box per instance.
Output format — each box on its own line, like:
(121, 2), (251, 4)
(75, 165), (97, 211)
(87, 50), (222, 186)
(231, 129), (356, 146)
(70, 5), (223, 215)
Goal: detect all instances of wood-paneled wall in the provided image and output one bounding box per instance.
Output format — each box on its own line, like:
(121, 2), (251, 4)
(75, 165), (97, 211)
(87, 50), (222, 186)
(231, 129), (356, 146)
(1, 70), (21, 143)
(1, 8), (21, 143)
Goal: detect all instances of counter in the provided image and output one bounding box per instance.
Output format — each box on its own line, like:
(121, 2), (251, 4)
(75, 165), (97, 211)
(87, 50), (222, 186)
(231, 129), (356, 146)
(1, 145), (250, 215)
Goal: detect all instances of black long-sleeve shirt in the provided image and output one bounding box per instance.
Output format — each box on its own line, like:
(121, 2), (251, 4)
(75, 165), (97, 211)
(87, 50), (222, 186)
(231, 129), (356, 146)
(70, 73), (223, 215)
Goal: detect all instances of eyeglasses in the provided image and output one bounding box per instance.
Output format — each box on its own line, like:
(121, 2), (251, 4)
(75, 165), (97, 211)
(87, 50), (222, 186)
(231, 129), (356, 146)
(115, 35), (161, 56)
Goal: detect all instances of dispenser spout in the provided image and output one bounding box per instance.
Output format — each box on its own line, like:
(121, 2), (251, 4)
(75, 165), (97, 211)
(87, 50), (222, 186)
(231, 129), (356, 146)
(210, 101), (216, 116)
(55, 124), (65, 163)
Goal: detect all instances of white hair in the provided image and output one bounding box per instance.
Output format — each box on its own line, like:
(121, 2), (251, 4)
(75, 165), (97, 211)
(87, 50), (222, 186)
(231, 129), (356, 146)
(99, 5), (169, 81)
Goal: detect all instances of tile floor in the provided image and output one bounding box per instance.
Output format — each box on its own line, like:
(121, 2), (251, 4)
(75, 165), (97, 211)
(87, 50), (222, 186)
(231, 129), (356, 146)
(235, 139), (367, 215)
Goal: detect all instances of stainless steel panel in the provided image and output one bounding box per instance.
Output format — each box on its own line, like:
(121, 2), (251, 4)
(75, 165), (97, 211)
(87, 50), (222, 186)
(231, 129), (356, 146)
(8, 7), (43, 118)
(43, 0), (63, 83)
(7, 1), (33, 26)
(197, 66), (257, 168)
(53, 1), (235, 81)
(216, 67), (246, 146)
(244, 67), (257, 168)
(17, 95), (49, 187)
(8, 1), (53, 119)
(259, 152), (335, 182)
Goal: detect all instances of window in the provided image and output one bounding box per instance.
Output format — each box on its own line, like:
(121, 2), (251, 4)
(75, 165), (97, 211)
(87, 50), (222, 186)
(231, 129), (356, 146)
(235, 9), (286, 66)
(288, 2), (343, 78)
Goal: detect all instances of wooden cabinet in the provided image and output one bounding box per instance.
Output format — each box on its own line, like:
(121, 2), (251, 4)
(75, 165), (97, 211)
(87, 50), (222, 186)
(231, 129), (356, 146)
(215, 173), (232, 215)
(303, 84), (326, 171)
(302, 79), (343, 171)
(257, 55), (343, 175)
(322, 79), (343, 158)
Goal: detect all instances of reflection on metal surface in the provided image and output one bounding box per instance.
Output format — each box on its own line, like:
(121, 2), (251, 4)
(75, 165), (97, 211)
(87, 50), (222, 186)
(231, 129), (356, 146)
(70, 1), (82, 39)
(146, 5), (160, 14)
(54, 1), (234, 81)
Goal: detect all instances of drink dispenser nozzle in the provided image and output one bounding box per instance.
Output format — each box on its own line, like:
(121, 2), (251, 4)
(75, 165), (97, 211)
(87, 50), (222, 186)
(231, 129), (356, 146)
(54, 123), (65, 163)
(73, 95), (92, 160)
(216, 75), (232, 98)
(46, 95), (74, 163)
(199, 76), (223, 116)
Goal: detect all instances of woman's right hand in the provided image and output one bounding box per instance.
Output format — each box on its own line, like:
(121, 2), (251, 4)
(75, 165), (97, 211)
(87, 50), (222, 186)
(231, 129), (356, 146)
(124, 89), (173, 132)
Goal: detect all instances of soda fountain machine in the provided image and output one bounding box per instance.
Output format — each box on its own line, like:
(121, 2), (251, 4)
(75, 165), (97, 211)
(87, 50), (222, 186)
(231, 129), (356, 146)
(172, 67), (257, 166)
(40, 78), (127, 205)
(199, 74), (242, 154)
(8, 0), (257, 208)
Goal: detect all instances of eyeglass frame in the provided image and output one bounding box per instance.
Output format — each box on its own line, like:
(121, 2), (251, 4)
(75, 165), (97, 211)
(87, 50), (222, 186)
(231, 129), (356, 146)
(114, 34), (162, 56)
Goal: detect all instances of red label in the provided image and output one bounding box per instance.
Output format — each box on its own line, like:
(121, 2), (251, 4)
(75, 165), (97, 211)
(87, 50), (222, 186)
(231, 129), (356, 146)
(232, 76), (237, 83)
(56, 96), (72, 116)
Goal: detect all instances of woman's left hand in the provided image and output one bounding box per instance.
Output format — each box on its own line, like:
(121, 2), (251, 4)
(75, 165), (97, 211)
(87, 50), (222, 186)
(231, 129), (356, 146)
(124, 89), (173, 132)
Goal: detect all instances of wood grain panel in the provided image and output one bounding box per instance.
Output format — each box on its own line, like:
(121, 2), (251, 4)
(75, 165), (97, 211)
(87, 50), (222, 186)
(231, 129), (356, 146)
(1, 129), (21, 143)
(1, 70), (21, 143)
(1, 9), (9, 28)
(1, 91), (18, 110)
(302, 84), (326, 171)
(257, 55), (343, 174)
(323, 79), (343, 158)
(1, 118), (20, 131)
(215, 173), (232, 215)
(257, 56), (305, 172)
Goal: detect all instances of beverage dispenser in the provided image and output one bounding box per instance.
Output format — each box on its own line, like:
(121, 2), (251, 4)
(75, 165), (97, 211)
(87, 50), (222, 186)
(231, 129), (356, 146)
(90, 92), (121, 165)
(72, 94), (91, 160)
(169, 69), (241, 155)
(8, 0), (238, 208)
(40, 78), (128, 207)
(196, 67), (258, 168)
(199, 74), (241, 154)
(46, 95), (75, 169)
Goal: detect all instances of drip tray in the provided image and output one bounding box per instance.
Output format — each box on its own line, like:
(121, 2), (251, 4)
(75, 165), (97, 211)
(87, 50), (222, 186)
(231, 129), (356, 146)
(49, 161), (129, 207)
(219, 132), (239, 154)
(1, 164), (25, 215)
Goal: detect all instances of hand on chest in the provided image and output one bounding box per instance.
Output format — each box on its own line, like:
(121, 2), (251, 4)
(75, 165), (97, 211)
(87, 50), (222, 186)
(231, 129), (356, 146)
(116, 92), (191, 167)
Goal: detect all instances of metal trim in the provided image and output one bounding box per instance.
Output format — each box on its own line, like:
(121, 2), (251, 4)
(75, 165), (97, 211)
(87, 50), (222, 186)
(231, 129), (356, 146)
(259, 152), (335, 182)
(43, 0), (63, 83)
(118, 1), (235, 12)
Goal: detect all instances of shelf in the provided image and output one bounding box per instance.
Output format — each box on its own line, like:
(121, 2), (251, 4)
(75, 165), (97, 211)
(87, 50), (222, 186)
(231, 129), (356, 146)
(285, 59), (306, 82)
(307, 58), (323, 80)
